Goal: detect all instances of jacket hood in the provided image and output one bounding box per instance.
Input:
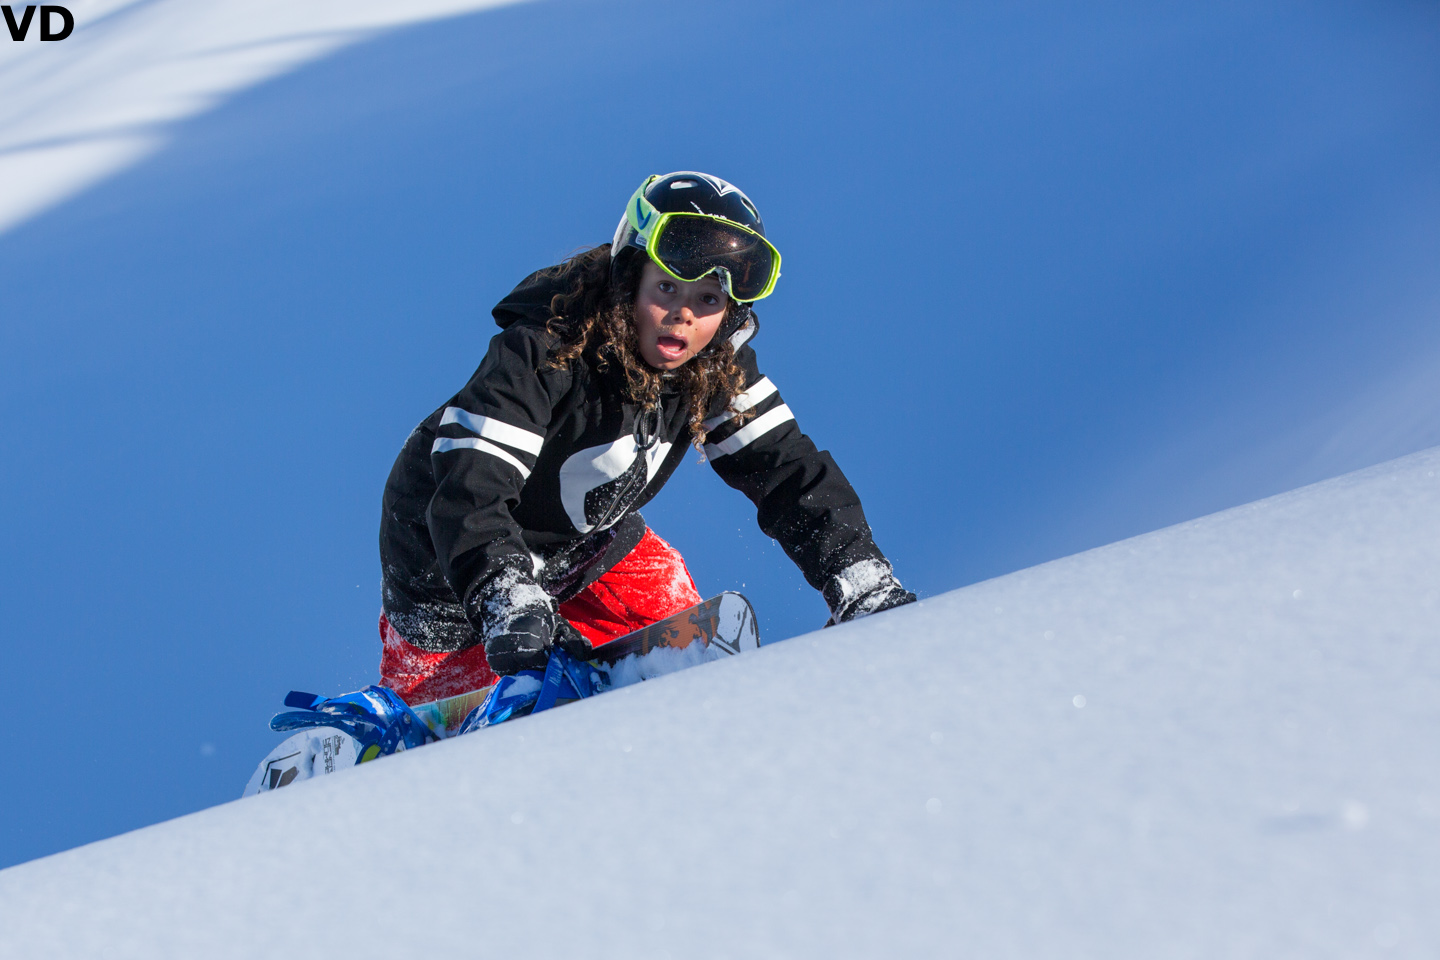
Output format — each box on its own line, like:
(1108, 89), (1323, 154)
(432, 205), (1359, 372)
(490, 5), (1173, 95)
(492, 267), (564, 330)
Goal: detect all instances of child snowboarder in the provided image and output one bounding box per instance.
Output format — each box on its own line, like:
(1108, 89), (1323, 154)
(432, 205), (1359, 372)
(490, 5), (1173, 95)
(377, 172), (914, 704)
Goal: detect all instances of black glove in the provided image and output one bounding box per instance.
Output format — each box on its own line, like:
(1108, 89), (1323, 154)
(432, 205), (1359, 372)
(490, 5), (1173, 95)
(483, 610), (560, 676)
(823, 558), (917, 626)
(479, 599), (596, 676)
(553, 616), (594, 662)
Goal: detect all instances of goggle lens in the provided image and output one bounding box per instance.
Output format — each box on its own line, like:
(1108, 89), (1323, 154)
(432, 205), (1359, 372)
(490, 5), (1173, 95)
(649, 214), (780, 302)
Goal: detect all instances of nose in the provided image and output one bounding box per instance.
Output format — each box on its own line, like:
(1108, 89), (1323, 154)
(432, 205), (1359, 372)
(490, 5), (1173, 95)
(670, 304), (697, 325)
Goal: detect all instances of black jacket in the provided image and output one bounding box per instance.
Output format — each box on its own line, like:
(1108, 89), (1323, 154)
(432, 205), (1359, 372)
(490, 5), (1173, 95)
(379, 266), (892, 653)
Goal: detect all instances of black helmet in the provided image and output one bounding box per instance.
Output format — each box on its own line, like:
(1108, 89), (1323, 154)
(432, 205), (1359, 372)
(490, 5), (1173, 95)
(610, 172), (780, 309)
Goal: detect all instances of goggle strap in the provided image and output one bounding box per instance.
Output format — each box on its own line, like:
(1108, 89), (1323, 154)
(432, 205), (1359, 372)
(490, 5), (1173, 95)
(626, 178), (662, 239)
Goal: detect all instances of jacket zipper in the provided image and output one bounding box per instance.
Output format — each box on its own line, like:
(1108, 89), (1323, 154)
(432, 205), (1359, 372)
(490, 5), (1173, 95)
(590, 404), (662, 531)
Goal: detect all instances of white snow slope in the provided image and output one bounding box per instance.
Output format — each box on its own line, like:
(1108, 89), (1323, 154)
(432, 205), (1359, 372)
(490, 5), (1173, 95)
(0, 0), (528, 236)
(2, 448), (1438, 959)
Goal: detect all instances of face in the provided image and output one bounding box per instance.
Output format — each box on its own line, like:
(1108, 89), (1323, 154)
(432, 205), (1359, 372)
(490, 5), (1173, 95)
(631, 260), (729, 370)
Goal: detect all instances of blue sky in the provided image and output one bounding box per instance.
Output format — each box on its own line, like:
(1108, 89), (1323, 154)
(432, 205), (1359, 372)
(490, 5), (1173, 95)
(1, 0), (1437, 868)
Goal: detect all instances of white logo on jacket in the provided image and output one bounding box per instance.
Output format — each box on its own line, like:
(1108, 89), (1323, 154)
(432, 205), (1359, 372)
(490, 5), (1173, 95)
(559, 437), (673, 534)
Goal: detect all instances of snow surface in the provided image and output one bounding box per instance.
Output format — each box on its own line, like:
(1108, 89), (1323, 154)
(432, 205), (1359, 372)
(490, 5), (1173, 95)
(0, 0), (527, 236)
(603, 635), (729, 688)
(3, 448), (1438, 958)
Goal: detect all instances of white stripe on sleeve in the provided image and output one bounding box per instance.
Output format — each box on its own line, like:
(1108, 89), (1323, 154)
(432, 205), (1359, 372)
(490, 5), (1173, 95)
(439, 408), (545, 456)
(431, 436), (532, 479)
(704, 404), (795, 459)
(702, 377), (779, 431)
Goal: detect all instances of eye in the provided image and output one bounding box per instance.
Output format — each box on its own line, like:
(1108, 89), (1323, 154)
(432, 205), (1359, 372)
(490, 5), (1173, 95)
(657, 280), (676, 294)
(701, 293), (720, 306)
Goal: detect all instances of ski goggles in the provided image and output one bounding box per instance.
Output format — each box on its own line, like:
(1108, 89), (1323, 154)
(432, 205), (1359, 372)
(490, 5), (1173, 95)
(626, 186), (782, 302)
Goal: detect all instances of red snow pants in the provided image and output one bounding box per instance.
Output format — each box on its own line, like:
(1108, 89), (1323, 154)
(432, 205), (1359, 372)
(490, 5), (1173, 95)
(378, 528), (702, 704)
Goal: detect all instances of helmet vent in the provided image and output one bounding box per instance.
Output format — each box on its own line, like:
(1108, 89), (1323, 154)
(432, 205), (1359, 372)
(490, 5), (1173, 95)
(669, 180), (697, 189)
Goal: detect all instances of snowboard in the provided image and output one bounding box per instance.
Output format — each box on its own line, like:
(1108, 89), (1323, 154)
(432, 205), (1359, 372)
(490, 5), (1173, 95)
(244, 592), (761, 795)
(242, 728), (359, 797)
(589, 589), (759, 663)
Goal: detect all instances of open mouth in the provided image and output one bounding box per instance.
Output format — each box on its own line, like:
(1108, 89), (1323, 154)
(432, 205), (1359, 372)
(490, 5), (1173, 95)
(655, 335), (688, 359)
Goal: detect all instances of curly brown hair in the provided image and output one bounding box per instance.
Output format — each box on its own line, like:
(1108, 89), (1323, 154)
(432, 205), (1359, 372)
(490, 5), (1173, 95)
(542, 244), (754, 449)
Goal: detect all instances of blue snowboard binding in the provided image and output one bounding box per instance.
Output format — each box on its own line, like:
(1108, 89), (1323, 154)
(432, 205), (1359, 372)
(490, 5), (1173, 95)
(457, 648), (605, 734)
(270, 685), (438, 763)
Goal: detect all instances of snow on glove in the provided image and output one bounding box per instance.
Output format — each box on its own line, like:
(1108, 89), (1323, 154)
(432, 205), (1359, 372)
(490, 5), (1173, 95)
(470, 565), (595, 675)
(483, 608), (597, 675)
(822, 558), (917, 626)
(484, 610), (560, 675)
(469, 564), (556, 675)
